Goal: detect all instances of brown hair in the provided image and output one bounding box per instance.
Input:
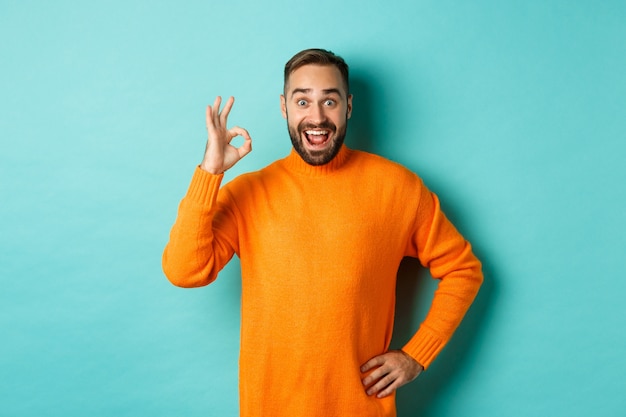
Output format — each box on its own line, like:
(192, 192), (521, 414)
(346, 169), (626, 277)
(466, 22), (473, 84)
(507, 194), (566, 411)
(284, 48), (350, 94)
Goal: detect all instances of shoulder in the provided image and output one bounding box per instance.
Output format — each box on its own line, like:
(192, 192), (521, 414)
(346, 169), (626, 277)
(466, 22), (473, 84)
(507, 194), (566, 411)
(220, 159), (284, 197)
(349, 149), (413, 172)
(348, 149), (423, 185)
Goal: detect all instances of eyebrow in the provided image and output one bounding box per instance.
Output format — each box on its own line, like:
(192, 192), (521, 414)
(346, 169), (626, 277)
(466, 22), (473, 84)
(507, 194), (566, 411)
(290, 88), (344, 98)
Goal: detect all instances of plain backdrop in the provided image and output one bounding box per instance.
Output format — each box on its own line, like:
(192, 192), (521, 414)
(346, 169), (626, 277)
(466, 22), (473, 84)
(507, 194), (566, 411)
(1, 1), (624, 416)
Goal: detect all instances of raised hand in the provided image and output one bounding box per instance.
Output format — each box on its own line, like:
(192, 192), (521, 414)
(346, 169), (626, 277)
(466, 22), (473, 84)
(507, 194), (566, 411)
(200, 96), (252, 174)
(360, 350), (423, 398)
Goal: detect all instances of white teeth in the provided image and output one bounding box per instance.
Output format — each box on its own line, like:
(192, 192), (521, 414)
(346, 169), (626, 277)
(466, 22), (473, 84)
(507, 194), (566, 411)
(305, 130), (328, 135)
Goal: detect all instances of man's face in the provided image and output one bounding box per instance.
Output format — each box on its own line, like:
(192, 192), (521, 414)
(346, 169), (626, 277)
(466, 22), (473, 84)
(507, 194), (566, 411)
(281, 64), (352, 166)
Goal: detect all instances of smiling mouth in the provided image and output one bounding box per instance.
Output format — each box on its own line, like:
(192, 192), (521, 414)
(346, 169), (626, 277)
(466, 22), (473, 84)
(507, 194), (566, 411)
(304, 129), (331, 147)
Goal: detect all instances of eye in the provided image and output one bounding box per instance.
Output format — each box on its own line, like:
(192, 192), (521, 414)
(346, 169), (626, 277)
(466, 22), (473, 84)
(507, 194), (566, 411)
(297, 99), (307, 106)
(324, 99), (336, 106)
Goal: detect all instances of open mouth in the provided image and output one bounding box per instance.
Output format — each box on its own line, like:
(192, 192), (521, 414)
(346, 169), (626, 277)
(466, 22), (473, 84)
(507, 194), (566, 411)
(303, 129), (331, 148)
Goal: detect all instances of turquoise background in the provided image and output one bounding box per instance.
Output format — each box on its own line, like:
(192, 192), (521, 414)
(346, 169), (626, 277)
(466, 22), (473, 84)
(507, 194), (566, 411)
(1, 1), (624, 416)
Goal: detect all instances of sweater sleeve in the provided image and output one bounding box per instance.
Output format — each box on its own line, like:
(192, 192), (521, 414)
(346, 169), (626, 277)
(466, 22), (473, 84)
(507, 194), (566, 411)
(401, 184), (483, 369)
(162, 167), (238, 288)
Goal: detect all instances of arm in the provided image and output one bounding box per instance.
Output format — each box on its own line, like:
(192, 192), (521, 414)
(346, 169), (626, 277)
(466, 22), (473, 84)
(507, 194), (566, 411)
(361, 184), (483, 398)
(162, 97), (252, 287)
(401, 189), (483, 367)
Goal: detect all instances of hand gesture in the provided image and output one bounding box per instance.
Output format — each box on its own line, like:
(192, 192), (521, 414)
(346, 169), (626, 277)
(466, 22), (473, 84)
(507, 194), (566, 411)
(200, 96), (252, 174)
(360, 350), (423, 398)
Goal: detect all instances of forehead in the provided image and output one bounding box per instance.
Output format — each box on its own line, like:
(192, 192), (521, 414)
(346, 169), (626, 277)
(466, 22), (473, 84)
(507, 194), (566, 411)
(285, 64), (345, 95)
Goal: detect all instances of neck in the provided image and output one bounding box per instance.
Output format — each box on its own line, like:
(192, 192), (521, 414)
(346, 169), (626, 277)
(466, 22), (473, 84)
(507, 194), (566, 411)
(284, 145), (352, 176)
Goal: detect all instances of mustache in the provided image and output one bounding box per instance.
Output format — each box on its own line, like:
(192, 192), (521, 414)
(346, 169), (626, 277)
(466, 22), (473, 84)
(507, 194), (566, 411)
(298, 121), (336, 131)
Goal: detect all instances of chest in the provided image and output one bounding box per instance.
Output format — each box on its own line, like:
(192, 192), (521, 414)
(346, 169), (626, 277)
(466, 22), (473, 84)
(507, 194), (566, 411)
(236, 178), (415, 271)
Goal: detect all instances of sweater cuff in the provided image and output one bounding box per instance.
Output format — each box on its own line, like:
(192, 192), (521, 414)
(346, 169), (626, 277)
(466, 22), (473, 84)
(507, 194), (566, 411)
(401, 325), (446, 370)
(185, 166), (224, 206)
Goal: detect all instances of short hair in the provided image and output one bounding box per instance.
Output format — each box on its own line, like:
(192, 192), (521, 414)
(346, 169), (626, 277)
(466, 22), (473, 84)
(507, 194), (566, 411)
(284, 48), (350, 95)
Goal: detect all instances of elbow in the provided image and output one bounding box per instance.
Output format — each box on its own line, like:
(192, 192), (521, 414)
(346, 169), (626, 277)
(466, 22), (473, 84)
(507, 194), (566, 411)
(163, 267), (214, 288)
(164, 270), (195, 288)
(474, 258), (485, 288)
(162, 253), (215, 288)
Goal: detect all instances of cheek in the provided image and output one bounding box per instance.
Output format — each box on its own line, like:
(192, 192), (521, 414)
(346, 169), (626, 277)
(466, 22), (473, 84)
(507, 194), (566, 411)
(333, 110), (348, 123)
(287, 109), (307, 124)
(286, 116), (302, 132)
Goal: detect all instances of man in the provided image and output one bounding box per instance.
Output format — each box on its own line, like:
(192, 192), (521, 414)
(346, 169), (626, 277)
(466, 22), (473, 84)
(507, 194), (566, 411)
(163, 48), (483, 416)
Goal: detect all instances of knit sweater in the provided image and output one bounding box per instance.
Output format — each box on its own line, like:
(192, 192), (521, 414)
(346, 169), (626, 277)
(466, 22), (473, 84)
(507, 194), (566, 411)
(162, 145), (483, 417)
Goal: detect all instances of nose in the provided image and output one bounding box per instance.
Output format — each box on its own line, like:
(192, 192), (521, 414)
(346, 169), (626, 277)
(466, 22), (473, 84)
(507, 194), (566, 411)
(309, 103), (326, 124)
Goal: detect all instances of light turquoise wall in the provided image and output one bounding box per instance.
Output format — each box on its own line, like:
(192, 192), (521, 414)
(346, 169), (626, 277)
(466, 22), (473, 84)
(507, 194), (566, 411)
(1, 1), (624, 416)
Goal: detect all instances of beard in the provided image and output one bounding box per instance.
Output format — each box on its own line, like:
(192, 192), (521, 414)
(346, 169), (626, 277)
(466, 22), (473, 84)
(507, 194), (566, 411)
(287, 117), (348, 166)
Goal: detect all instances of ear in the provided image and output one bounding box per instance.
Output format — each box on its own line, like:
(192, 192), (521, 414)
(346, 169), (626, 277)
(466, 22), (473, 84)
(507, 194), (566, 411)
(280, 94), (287, 119)
(347, 94), (353, 119)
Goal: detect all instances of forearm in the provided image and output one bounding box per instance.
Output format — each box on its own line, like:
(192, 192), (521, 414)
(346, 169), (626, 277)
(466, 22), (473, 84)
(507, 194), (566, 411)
(403, 188), (484, 368)
(402, 252), (482, 368)
(162, 167), (235, 287)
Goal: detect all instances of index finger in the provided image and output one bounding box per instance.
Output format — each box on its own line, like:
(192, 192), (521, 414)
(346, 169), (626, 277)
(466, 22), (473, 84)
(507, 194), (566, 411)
(360, 354), (387, 373)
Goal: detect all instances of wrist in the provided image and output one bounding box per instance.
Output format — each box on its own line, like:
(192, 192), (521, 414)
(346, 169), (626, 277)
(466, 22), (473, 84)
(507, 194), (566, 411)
(200, 160), (225, 175)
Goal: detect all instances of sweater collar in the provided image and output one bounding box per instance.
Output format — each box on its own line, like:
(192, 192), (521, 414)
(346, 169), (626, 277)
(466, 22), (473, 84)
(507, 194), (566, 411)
(283, 145), (352, 176)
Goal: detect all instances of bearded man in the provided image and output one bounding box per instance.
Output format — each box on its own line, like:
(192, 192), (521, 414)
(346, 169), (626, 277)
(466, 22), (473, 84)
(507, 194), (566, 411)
(163, 48), (483, 417)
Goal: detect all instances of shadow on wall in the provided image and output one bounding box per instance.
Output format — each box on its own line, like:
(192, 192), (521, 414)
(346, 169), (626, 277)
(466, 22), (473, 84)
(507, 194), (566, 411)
(345, 73), (378, 154)
(392, 254), (496, 416)
(349, 69), (496, 415)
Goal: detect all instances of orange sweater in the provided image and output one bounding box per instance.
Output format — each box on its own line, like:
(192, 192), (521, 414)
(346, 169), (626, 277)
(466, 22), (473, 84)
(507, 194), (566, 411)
(163, 145), (482, 417)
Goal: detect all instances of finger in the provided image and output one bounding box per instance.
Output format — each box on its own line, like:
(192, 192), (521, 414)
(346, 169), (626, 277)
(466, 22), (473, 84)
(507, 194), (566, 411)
(219, 96), (235, 126)
(361, 364), (388, 387)
(205, 104), (211, 125)
(237, 140), (252, 159)
(206, 97), (222, 130)
(366, 372), (397, 397)
(375, 377), (403, 399)
(229, 127), (252, 158)
(212, 96), (222, 126)
(206, 105), (217, 135)
(360, 355), (386, 373)
(228, 126), (251, 142)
